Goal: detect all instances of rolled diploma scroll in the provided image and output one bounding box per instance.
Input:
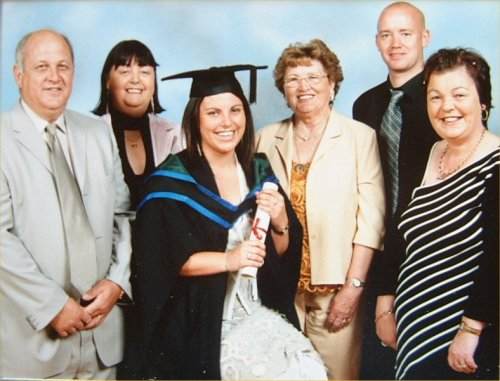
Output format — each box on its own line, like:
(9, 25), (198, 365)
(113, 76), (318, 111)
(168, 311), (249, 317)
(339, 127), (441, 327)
(240, 181), (279, 277)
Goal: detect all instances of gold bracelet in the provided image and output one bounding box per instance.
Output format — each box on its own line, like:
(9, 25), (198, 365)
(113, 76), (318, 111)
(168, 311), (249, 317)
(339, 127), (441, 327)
(375, 310), (393, 323)
(459, 320), (482, 336)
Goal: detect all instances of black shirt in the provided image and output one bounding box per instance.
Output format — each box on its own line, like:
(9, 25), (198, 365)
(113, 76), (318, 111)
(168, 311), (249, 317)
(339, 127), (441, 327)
(353, 72), (439, 294)
(110, 108), (155, 209)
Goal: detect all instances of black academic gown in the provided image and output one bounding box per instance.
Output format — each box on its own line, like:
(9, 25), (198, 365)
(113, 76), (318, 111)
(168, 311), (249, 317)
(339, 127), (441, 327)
(132, 150), (302, 380)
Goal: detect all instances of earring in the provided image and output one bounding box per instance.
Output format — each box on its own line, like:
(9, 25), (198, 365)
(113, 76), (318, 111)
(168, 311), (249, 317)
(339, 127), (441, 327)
(481, 108), (489, 122)
(197, 143), (202, 156)
(150, 99), (155, 114)
(105, 90), (110, 114)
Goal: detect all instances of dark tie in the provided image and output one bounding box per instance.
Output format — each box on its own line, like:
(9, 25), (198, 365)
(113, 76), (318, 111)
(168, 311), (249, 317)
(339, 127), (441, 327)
(380, 89), (404, 216)
(45, 124), (97, 294)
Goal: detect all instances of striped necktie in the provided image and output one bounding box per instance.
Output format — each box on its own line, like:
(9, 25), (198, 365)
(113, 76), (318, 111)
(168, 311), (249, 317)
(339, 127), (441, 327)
(380, 89), (404, 216)
(45, 123), (97, 294)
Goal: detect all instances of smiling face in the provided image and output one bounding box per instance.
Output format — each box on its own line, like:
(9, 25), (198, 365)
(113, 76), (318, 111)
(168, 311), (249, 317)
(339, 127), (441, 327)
(198, 92), (246, 160)
(283, 59), (334, 118)
(14, 30), (74, 122)
(106, 58), (155, 117)
(426, 66), (484, 144)
(376, 4), (430, 79)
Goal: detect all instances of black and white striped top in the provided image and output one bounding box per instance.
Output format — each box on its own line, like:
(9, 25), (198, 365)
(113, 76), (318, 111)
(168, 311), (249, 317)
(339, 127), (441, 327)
(394, 148), (499, 380)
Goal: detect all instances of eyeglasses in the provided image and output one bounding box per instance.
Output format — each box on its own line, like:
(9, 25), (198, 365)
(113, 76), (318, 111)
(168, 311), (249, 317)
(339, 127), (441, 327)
(283, 74), (328, 88)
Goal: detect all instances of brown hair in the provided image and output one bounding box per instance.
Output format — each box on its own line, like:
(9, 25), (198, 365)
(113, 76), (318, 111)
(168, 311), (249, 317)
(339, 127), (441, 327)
(424, 48), (492, 125)
(181, 93), (256, 174)
(273, 39), (343, 98)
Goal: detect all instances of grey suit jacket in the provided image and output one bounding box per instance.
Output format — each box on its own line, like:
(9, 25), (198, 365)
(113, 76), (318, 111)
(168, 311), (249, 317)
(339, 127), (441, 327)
(0, 103), (132, 378)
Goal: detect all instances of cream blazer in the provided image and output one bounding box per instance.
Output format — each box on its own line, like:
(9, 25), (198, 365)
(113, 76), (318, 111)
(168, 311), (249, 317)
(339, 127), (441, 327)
(256, 110), (385, 284)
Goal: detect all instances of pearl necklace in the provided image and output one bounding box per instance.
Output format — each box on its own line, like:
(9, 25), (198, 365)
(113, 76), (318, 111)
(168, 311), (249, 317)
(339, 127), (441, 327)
(437, 129), (486, 180)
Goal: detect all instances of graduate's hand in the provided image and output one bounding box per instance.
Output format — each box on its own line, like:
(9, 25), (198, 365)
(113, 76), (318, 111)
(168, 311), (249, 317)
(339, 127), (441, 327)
(256, 188), (288, 229)
(226, 240), (266, 271)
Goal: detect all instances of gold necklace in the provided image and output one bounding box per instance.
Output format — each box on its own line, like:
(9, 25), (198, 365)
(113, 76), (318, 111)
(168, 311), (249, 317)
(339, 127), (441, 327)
(437, 129), (486, 180)
(293, 122), (327, 172)
(295, 132), (311, 142)
(294, 125), (324, 142)
(125, 133), (142, 149)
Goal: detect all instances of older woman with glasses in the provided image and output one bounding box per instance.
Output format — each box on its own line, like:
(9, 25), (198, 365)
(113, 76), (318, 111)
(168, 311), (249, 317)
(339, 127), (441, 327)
(256, 38), (386, 379)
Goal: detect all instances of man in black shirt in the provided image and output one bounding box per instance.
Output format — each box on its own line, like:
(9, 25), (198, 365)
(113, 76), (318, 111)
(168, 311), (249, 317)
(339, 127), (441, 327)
(352, 2), (439, 379)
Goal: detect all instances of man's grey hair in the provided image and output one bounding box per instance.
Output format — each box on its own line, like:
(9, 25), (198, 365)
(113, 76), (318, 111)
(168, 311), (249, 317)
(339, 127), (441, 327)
(15, 29), (75, 71)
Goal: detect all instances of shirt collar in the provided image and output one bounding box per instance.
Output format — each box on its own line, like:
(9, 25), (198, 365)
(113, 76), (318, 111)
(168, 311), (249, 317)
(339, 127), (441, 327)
(386, 71), (425, 101)
(21, 99), (67, 134)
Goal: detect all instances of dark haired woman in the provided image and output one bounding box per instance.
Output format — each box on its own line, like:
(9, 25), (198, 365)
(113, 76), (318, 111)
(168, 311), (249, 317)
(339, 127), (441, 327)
(133, 65), (326, 380)
(93, 39), (183, 208)
(93, 40), (183, 379)
(376, 48), (499, 380)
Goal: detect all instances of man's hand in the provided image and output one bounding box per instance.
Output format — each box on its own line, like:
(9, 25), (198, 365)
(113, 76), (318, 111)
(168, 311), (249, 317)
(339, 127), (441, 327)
(81, 279), (123, 330)
(50, 297), (92, 337)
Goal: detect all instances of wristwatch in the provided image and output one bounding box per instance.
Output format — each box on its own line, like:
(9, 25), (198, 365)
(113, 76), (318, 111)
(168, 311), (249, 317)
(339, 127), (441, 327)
(347, 277), (366, 288)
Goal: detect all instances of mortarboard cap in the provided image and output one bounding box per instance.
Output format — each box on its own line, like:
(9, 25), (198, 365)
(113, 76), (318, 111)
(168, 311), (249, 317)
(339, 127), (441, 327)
(162, 64), (267, 103)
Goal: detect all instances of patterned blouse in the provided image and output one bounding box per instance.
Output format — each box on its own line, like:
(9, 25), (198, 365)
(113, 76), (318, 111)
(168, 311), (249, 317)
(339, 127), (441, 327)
(291, 161), (337, 294)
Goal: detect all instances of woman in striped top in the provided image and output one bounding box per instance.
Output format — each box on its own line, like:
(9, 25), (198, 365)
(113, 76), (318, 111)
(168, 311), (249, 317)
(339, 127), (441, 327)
(375, 48), (499, 380)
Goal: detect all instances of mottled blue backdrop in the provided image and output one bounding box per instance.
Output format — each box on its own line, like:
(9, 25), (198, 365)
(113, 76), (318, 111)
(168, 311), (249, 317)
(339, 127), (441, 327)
(1, 0), (499, 133)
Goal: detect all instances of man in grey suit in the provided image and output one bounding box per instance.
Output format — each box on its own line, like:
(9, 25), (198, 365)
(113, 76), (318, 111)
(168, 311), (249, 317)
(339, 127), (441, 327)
(0, 29), (132, 379)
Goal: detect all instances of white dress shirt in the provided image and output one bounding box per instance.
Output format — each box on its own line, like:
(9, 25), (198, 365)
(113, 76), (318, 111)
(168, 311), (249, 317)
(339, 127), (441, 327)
(21, 100), (75, 173)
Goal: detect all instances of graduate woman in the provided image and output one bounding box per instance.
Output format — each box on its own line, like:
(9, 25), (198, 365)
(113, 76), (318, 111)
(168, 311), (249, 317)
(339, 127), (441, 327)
(133, 65), (326, 380)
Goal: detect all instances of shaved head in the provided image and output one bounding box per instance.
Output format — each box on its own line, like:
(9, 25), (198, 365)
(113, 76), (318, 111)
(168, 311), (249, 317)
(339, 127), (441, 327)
(376, 1), (430, 86)
(378, 2), (426, 32)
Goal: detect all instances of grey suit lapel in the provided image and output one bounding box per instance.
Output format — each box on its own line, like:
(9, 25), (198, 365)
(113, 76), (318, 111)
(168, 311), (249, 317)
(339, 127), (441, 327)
(11, 103), (53, 174)
(65, 112), (87, 195)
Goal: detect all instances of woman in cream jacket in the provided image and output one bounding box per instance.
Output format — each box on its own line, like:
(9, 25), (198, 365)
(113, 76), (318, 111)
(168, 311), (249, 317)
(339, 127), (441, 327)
(256, 39), (385, 380)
